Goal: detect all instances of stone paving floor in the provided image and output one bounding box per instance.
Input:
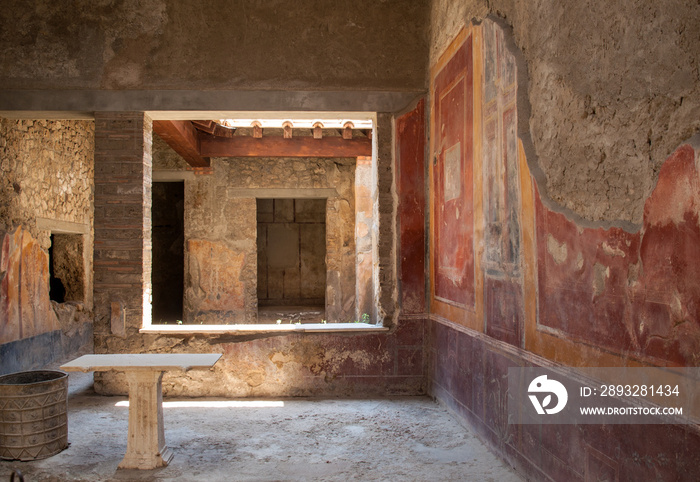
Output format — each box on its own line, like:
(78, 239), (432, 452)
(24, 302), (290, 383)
(1, 371), (525, 481)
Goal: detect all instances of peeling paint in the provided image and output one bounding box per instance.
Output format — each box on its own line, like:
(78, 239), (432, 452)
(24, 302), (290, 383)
(602, 241), (626, 258)
(546, 234), (568, 265)
(592, 263), (609, 298)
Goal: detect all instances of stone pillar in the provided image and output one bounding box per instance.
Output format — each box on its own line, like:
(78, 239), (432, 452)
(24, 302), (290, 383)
(93, 112), (152, 352)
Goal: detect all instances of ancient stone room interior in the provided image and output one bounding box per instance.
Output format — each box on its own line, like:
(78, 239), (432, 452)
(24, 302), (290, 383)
(1, 1), (699, 481)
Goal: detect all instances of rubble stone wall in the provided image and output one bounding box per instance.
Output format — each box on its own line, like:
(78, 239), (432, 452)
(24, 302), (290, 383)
(0, 118), (94, 372)
(0, 119), (94, 243)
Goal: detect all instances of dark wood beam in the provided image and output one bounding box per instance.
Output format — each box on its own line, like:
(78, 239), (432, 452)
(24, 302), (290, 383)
(152, 120), (210, 168)
(190, 120), (218, 135)
(200, 135), (372, 158)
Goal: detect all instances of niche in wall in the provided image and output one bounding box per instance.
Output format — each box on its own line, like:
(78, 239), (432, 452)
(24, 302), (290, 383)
(49, 233), (84, 304)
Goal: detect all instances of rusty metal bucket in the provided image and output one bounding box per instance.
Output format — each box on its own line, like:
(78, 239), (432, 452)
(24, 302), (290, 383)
(0, 370), (68, 461)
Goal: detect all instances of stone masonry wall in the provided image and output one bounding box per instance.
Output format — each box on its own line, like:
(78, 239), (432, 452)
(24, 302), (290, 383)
(97, 124), (413, 398)
(0, 119), (94, 244)
(181, 157), (356, 324)
(376, 114), (399, 327)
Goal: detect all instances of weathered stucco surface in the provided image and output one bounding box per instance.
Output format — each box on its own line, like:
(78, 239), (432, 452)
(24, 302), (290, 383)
(430, 0), (700, 226)
(0, 0), (429, 92)
(0, 227), (59, 344)
(95, 317), (426, 398)
(428, 0), (488, 65)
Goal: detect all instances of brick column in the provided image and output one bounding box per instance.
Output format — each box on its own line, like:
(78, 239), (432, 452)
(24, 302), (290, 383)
(93, 112), (152, 352)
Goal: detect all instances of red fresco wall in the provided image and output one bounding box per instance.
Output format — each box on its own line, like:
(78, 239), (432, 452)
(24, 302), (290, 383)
(396, 98), (426, 315)
(537, 143), (700, 366)
(425, 19), (700, 482)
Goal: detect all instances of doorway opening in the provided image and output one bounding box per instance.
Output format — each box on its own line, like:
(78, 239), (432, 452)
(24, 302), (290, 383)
(152, 181), (185, 323)
(256, 198), (326, 323)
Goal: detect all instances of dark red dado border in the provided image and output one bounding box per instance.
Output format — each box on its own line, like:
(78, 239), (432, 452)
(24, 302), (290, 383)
(427, 315), (700, 482)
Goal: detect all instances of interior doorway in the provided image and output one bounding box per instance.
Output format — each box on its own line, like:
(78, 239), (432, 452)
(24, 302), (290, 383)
(256, 198), (326, 323)
(152, 181), (185, 323)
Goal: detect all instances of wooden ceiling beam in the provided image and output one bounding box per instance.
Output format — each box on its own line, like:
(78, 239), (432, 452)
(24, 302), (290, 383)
(200, 135), (372, 158)
(152, 120), (210, 168)
(190, 120), (218, 135)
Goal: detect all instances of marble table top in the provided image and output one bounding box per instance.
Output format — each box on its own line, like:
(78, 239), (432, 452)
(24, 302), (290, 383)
(60, 353), (222, 372)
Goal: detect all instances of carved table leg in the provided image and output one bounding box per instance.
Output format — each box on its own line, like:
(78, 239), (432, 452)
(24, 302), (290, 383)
(118, 370), (174, 469)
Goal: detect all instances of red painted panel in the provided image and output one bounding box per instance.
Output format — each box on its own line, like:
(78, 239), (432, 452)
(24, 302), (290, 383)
(396, 99), (426, 314)
(433, 36), (475, 307)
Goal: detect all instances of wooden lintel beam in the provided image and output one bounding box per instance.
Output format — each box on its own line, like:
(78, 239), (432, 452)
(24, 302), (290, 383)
(200, 135), (372, 158)
(152, 120), (210, 168)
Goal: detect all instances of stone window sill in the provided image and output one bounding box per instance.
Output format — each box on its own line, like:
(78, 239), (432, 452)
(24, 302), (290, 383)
(139, 323), (387, 335)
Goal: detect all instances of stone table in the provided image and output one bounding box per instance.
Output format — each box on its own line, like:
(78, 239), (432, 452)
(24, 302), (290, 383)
(60, 353), (222, 469)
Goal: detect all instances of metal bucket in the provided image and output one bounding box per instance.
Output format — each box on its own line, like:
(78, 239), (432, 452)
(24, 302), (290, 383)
(0, 370), (68, 461)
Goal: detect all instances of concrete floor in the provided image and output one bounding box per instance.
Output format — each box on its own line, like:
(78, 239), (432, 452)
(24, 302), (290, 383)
(1, 371), (524, 482)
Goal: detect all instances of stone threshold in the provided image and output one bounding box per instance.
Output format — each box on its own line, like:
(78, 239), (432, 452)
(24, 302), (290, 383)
(140, 323), (388, 335)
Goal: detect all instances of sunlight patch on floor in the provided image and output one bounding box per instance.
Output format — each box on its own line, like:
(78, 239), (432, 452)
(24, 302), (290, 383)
(115, 400), (285, 408)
